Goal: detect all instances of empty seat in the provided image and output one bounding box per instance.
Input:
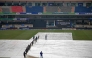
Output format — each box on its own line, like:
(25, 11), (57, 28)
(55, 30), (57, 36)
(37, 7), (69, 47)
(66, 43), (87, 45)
(1, 6), (11, 13)
(46, 6), (58, 13)
(89, 6), (92, 12)
(26, 6), (43, 14)
(75, 6), (92, 13)
(11, 6), (23, 12)
(25, 6), (32, 13)
(75, 6), (84, 12)
(59, 6), (72, 12)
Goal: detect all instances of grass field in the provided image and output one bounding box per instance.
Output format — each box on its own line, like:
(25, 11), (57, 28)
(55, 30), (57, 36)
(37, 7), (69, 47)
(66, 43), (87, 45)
(0, 30), (92, 40)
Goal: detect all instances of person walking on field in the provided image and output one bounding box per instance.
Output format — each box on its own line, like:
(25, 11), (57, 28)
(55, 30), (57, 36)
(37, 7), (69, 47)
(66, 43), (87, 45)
(45, 34), (47, 40)
(40, 51), (43, 58)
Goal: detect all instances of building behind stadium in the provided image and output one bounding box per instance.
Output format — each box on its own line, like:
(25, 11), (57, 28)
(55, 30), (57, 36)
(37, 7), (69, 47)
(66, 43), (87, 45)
(0, 0), (92, 30)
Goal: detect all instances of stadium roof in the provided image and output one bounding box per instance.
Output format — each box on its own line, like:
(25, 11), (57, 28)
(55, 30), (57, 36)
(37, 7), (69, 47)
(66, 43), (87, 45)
(0, 0), (92, 2)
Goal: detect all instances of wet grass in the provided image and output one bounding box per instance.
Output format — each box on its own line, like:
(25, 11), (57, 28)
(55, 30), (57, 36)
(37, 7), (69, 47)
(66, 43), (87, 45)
(0, 30), (92, 40)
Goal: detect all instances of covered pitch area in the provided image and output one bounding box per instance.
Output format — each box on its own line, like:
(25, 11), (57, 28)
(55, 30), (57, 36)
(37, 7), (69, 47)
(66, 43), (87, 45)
(27, 32), (92, 58)
(0, 31), (92, 58)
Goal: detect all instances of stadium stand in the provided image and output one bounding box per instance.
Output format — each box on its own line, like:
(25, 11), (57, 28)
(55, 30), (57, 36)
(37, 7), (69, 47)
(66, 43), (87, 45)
(0, 3), (91, 14)
(0, 1), (92, 29)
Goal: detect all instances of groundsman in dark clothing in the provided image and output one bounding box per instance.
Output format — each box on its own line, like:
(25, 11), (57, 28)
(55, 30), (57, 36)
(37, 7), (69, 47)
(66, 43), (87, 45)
(23, 51), (26, 58)
(40, 51), (43, 58)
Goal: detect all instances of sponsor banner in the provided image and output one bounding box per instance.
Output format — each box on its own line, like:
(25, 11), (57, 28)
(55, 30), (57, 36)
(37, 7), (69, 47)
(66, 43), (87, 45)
(52, 12), (69, 14)
(20, 12), (26, 14)
(19, 27), (30, 30)
(75, 12), (92, 15)
(62, 28), (76, 30)
(19, 12), (42, 14)
(84, 13), (92, 15)
(0, 12), (92, 15)
(89, 18), (92, 20)
(26, 13), (32, 14)
(38, 12), (42, 15)
(13, 18), (29, 20)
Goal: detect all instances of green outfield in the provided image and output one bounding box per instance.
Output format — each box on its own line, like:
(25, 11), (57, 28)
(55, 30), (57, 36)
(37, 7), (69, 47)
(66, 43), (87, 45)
(0, 30), (92, 40)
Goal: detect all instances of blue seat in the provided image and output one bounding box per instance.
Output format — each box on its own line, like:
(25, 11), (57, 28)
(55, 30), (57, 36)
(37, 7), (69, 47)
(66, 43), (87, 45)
(26, 6), (43, 14)
(75, 6), (92, 13)
(89, 6), (92, 12)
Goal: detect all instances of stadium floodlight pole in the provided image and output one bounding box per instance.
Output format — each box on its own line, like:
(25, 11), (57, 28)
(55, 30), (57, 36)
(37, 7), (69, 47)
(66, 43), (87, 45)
(19, 1), (20, 5)
(12, 1), (13, 5)
(5, 1), (6, 6)
(26, 1), (27, 6)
